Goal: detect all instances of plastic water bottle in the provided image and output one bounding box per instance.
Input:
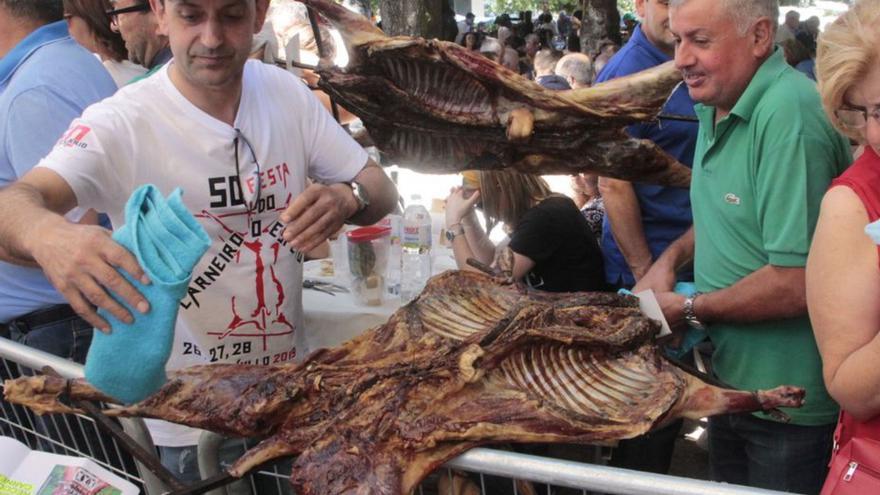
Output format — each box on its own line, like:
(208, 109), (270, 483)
(400, 195), (432, 303)
(379, 214), (402, 296)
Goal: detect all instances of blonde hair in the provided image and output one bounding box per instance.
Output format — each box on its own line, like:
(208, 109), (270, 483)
(816, 0), (880, 141)
(478, 170), (553, 231)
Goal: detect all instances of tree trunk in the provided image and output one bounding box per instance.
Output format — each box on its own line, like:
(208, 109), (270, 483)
(579, 0), (621, 59)
(378, 0), (456, 40)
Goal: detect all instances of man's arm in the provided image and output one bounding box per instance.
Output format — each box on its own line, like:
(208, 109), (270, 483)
(281, 159), (397, 253)
(0, 168), (149, 331)
(598, 177), (653, 281)
(633, 227), (694, 293)
(655, 264), (806, 330)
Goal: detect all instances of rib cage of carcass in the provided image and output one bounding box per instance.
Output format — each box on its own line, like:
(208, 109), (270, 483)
(5, 271), (804, 495)
(300, 0), (692, 187)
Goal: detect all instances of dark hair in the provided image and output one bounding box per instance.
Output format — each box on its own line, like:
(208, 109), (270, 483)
(535, 27), (553, 49)
(63, 0), (127, 61)
(460, 31), (482, 50)
(572, 10), (583, 21)
(538, 12), (552, 24)
(495, 13), (511, 28)
(0, 0), (63, 23)
(566, 32), (581, 52)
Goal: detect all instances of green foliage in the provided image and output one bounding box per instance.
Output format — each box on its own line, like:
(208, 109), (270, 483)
(484, 0), (635, 16)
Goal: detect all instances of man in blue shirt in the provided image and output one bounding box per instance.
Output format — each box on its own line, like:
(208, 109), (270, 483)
(0, 0), (116, 362)
(596, 0), (697, 291)
(593, 0), (698, 474)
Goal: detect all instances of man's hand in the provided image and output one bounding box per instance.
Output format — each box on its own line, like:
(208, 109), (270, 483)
(29, 219), (150, 333)
(655, 291), (687, 333)
(633, 261), (676, 293)
(280, 182), (357, 254)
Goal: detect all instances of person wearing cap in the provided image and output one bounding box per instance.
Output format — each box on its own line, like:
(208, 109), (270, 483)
(621, 12), (638, 41)
(0, 0), (397, 482)
(0, 0), (115, 362)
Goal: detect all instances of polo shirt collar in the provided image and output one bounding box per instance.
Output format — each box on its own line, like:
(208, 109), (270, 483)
(629, 25), (672, 65)
(0, 21), (68, 86)
(727, 47), (788, 122)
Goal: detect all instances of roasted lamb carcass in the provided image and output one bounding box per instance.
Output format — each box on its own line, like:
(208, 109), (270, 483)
(298, 0), (692, 187)
(5, 271), (803, 495)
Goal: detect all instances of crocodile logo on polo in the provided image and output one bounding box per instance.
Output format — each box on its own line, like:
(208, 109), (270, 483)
(724, 193), (741, 206)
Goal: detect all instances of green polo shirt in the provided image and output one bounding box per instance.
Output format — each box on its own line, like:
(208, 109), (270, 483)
(691, 49), (851, 426)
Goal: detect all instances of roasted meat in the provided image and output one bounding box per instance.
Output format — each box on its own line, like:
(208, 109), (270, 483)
(299, 0), (692, 187)
(4, 271), (804, 494)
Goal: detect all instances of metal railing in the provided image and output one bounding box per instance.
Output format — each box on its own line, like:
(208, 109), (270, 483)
(1, 336), (795, 495)
(0, 337), (167, 494)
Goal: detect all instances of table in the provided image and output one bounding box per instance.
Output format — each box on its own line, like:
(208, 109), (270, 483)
(301, 247), (458, 354)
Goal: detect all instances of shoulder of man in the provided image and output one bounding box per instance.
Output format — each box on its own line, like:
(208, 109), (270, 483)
(6, 37), (115, 102)
(595, 41), (656, 83)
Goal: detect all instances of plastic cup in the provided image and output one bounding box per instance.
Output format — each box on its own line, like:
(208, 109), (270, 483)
(346, 226), (391, 306)
(329, 235), (349, 287)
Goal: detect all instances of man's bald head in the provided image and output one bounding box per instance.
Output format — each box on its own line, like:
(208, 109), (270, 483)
(555, 52), (592, 88)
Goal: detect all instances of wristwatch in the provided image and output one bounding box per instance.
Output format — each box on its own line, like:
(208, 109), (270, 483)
(445, 223), (464, 242)
(683, 292), (706, 330)
(347, 180), (370, 214)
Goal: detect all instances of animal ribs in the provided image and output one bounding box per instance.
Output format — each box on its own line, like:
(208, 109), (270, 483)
(300, 0), (692, 187)
(4, 271), (804, 494)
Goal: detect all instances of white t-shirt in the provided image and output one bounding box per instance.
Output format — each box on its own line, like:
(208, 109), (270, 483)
(38, 60), (368, 446)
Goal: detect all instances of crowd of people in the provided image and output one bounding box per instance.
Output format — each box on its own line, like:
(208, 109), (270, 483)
(0, 0), (878, 493)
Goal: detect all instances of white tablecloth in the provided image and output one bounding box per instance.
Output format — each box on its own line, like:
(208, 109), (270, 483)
(301, 247), (457, 354)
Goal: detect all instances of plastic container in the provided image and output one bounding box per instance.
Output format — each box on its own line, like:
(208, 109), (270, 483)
(329, 234), (349, 287)
(400, 196), (432, 303)
(377, 214), (402, 296)
(346, 226), (391, 306)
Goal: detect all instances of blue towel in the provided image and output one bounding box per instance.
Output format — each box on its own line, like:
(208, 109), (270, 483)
(85, 185), (210, 404)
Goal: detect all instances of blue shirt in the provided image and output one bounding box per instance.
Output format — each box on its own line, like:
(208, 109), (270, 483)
(0, 21), (116, 322)
(595, 25), (698, 287)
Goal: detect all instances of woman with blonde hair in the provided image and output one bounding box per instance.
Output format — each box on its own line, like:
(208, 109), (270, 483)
(808, 2), (880, 489)
(444, 170), (606, 292)
(808, 0), (880, 422)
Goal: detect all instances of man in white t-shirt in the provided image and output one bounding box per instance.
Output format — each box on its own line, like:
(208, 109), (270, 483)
(0, 0), (397, 482)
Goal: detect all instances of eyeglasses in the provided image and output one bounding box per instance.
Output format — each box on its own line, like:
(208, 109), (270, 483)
(105, 2), (150, 23)
(835, 106), (880, 130)
(234, 128), (262, 213)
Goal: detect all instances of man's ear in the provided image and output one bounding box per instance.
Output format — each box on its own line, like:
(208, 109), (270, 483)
(150, 0), (169, 37)
(751, 17), (774, 58)
(254, 0), (269, 34)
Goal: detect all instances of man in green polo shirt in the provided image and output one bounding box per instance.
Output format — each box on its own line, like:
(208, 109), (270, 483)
(635, 0), (851, 493)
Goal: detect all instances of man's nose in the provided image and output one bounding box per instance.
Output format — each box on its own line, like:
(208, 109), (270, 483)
(674, 41), (694, 70)
(200, 17), (223, 48)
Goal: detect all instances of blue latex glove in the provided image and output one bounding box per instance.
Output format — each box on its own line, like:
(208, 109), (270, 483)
(620, 283), (707, 359)
(84, 185), (210, 404)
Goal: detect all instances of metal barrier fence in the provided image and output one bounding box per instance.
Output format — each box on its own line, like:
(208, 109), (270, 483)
(1, 337), (794, 495)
